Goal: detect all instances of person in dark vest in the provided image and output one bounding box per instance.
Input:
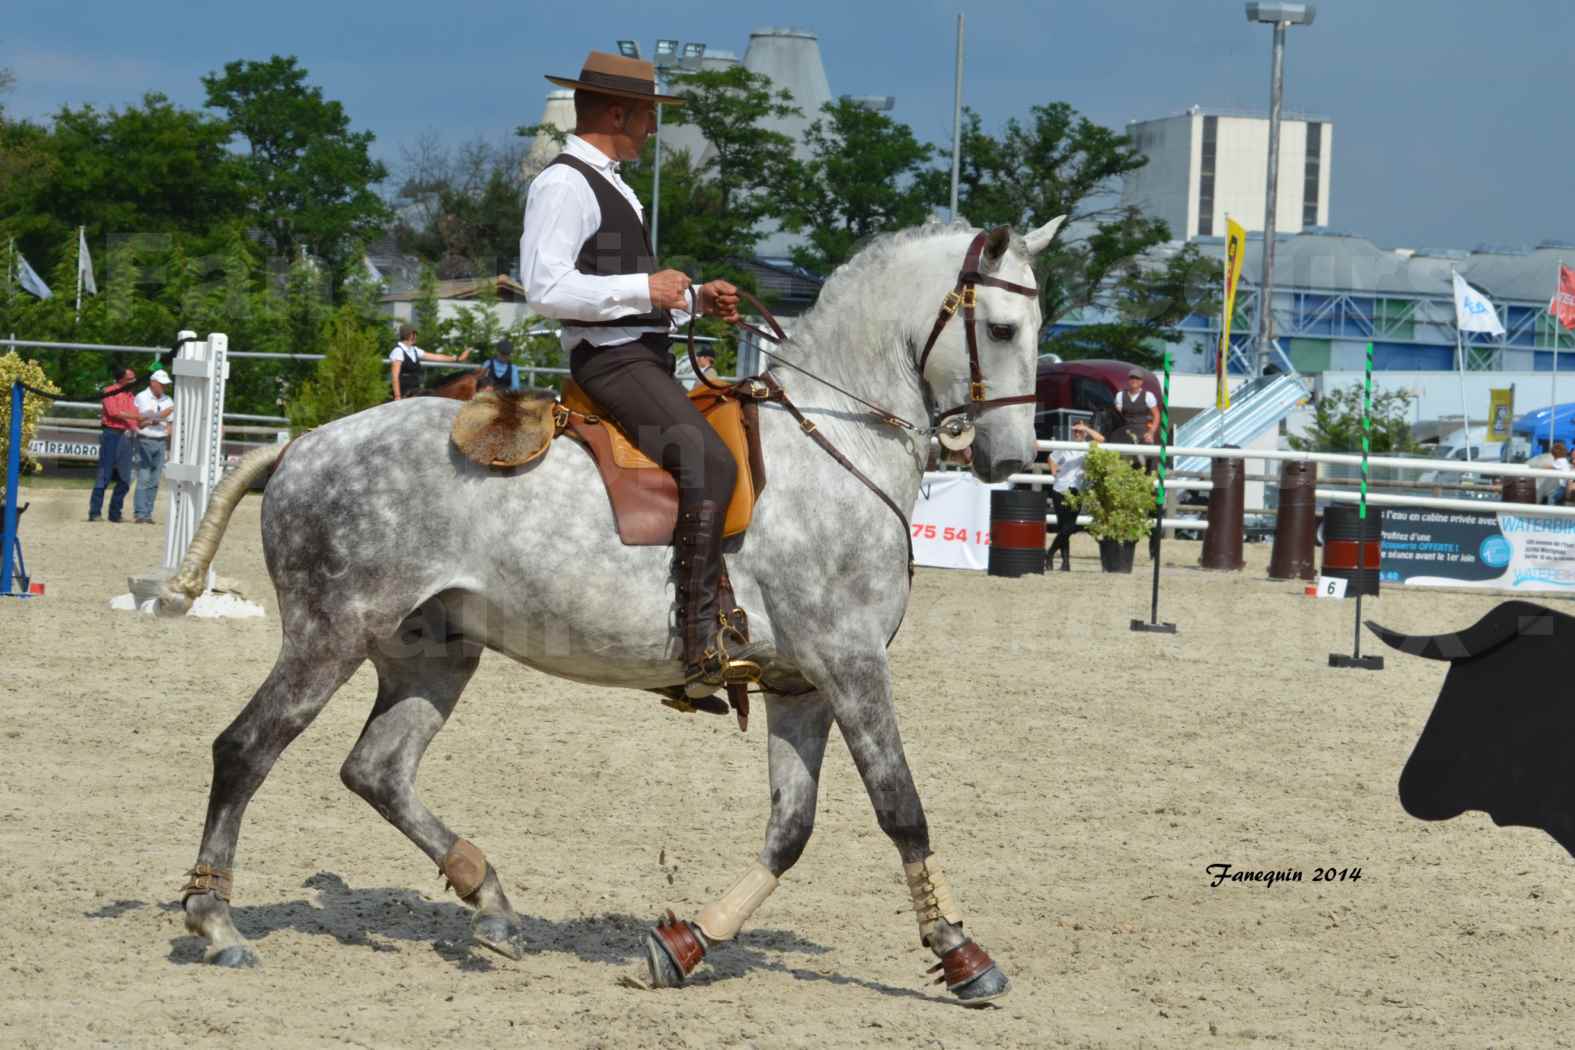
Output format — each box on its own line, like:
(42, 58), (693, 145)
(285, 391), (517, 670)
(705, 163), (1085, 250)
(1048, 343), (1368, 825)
(520, 49), (762, 697)
(476, 337), (522, 392)
(388, 324), (471, 401)
(1106, 367), (1161, 470)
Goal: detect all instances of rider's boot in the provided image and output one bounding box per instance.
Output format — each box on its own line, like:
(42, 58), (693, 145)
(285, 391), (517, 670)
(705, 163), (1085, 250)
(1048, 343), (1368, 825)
(675, 500), (766, 700)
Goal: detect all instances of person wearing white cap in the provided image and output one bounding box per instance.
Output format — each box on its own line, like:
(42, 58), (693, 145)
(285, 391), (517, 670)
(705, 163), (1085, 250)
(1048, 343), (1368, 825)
(132, 368), (175, 524)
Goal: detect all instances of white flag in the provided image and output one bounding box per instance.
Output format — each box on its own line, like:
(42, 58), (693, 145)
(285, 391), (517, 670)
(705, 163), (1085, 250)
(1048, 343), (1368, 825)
(78, 227), (97, 296)
(15, 252), (52, 299)
(363, 254), (384, 284)
(1453, 270), (1505, 335)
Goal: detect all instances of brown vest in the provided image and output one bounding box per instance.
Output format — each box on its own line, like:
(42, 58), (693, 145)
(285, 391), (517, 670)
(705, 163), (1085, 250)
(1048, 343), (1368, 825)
(546, 152), (669, 331)
(1116, 389), (1151, 434)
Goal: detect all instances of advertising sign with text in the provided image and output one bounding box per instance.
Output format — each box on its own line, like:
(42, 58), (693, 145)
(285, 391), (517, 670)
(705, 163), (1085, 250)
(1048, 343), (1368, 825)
(1381, 507), (1575, 593)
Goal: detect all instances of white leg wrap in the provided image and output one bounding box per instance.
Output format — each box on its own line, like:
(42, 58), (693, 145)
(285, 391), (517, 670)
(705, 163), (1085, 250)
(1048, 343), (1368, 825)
(696, 862), (779, 942)
(904, 854), (963, 945)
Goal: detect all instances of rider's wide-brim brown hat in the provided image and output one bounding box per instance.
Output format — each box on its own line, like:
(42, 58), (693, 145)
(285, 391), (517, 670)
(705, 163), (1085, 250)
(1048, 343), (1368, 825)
(545, 51), (686, 105)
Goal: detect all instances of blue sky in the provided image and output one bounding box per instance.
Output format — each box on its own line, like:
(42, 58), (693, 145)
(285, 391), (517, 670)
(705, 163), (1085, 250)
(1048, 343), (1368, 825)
(4, 1), (1569, 253)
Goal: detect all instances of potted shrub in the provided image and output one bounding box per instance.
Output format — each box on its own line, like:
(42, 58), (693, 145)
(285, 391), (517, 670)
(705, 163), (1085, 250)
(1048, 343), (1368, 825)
(1068, 444), (1154, 572)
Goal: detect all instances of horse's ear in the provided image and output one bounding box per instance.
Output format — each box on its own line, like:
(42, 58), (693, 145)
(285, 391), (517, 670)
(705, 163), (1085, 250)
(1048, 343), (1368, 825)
(984, 225), (1012, 263)
(1024, 215), (1068, 257)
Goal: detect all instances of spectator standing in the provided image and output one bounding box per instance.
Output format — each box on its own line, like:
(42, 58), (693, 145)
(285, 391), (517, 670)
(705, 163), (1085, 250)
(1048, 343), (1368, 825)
(132, 368), (175, 524)
(388, 324), (471, 400)
(1046, 420), (1103, 571)
(1106, 368), (1160, 469)
(88, 365), (140, 522)
(476, 337), (522, 392)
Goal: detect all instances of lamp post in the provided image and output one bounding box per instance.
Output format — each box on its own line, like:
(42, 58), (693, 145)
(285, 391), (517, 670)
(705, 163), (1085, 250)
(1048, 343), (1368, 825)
(616, 38), (706, 260)
(1245, 2), (1315, 377)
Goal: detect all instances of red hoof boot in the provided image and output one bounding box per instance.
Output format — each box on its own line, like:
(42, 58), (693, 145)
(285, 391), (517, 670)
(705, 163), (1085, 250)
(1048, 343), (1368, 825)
(928, 939), (1009, 1006)
(647, 910), (707, 987)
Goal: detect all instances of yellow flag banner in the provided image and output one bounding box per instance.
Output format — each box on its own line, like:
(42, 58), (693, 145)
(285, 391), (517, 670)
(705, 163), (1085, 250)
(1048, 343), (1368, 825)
(1217, 217), (1247, 411)
(1488, 388), (1515, 440)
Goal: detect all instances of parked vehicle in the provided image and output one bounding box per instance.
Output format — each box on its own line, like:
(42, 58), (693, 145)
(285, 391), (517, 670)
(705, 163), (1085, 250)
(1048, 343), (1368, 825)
(1033, 359), (1169, 443)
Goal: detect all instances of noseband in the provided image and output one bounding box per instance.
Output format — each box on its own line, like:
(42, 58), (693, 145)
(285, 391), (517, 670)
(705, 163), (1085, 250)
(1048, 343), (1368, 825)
(916, 228), (1040, 445)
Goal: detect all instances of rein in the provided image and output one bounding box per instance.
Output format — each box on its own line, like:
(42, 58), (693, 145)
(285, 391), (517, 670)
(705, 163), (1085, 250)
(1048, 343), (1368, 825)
(680, 231), (1041, 603)
(685, 293), (918, 585)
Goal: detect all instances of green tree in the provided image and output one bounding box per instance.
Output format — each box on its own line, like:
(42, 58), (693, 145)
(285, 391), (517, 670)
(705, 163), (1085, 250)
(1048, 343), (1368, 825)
(780, 98), (935, 275)
(642, 66), (800, 273)
(1289, 385), (1420, 454)
(394, 137), (526, 278)
(0, 94), (248, 273)
(202, 56), (390, 288)
(287, 306), (387, 432)
(937, 103), (1210, 366)
(411, 263), (442, 346)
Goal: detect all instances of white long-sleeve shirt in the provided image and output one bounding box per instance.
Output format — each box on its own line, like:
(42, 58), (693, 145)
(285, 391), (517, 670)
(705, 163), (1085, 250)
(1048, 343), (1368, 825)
(519, 134), (693, 351)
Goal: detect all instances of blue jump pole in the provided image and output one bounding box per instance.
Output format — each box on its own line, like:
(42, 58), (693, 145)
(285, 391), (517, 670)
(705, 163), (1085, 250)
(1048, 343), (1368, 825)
(1, 380), (24, 598)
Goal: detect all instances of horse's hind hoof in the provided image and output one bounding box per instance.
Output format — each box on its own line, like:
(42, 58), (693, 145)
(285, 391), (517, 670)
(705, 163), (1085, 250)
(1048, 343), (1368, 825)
(472, 913), (527, 961)
(952, 965), (1009, 1006)
(207, 945), (259, 969)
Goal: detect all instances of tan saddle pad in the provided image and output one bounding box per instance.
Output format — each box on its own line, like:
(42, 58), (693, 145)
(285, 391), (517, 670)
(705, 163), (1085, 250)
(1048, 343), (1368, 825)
(450, 389), (563, 468)
(559, 378), (766, 546)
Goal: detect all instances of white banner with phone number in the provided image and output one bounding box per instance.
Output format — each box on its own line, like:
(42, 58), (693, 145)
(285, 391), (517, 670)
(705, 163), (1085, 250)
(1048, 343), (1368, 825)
(910, 472), (1011, 571)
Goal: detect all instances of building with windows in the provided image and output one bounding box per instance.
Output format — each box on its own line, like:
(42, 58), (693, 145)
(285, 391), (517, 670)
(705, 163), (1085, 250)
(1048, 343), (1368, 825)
(1122, 108), (1333, 240)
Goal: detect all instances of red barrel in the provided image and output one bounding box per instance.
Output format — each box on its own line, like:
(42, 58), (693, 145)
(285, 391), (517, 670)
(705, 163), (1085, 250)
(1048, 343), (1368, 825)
(988, 489), (1047, 576)
(1321, 505), (1383, 596)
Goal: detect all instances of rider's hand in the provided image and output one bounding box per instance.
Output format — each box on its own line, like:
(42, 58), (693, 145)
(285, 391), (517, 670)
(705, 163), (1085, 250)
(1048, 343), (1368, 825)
(698, 279), (740, 323)
(459, 348), (473, 361)
(648, 269), (693, 311)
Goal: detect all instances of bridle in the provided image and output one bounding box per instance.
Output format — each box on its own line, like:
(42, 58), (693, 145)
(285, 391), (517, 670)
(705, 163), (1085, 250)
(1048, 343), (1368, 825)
(682, 227), (1041, 594)
(915, 227), (1041, 450)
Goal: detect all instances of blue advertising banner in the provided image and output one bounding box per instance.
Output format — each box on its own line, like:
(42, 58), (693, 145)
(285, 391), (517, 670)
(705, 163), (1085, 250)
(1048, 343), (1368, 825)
(1381, 507), (1575, 593)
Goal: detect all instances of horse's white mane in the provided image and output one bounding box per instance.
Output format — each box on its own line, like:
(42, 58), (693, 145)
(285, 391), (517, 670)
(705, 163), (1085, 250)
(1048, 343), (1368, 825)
(781, 220), (975, 384)
(768, 220), (1035, 422)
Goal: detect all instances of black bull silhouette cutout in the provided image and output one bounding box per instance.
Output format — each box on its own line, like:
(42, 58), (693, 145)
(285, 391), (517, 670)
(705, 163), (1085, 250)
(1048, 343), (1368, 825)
(1371, 601), (1575, 854)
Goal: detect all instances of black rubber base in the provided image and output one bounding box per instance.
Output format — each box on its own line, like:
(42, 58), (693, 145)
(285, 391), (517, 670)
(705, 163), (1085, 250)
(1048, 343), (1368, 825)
(1130, 619), (1178, 634)
(1329, 654), (1384, 670)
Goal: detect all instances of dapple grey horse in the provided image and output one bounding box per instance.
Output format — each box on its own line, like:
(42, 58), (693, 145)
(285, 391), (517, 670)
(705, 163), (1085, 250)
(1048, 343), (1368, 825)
(162, 216), (1066, 1003)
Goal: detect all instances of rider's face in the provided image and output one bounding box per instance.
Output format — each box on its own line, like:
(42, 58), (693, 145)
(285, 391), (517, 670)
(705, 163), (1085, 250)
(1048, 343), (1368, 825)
(611, 101), (656, 160)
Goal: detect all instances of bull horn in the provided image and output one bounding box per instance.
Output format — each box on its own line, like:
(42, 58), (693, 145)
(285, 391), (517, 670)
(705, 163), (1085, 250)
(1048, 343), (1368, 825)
(1367, 600), (1559, 662)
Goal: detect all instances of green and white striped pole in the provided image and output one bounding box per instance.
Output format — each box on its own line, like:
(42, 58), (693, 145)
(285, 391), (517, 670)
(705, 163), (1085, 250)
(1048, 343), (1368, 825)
(1354, 341), (1372, 659)
(1133, 349), (1177, 633)
(1331, 342), (1382, 668)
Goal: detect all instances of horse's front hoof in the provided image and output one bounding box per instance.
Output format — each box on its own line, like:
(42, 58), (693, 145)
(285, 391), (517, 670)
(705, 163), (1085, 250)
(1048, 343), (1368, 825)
(207, 944), (259, 969)
(645, 911), (706, 988)
(951, 964), (1009, 1006)
(644, 932), (685, 988)
(472, 913), (527, 961)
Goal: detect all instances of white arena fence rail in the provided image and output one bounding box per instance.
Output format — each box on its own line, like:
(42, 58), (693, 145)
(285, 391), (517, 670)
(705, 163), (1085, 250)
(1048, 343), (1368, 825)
(1022, 440), (1575, 522)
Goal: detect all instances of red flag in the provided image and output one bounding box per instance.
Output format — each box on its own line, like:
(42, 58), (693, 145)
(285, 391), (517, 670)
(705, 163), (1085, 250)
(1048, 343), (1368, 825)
(1550, 265), (1575, 331)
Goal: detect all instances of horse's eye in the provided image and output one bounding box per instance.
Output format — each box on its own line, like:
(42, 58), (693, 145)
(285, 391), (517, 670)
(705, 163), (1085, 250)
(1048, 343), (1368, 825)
(987, 323), (1017, 342)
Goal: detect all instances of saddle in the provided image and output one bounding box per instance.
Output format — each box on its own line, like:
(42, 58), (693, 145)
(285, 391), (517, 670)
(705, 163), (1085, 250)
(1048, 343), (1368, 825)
(448, 382), (767, 546)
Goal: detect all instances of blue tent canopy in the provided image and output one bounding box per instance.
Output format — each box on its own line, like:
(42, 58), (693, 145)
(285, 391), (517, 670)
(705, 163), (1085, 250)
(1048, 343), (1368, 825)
(1513, 402), (1575, 453)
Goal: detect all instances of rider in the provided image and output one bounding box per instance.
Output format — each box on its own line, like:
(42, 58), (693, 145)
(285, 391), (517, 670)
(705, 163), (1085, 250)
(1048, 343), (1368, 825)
(520, 49), (762, 696)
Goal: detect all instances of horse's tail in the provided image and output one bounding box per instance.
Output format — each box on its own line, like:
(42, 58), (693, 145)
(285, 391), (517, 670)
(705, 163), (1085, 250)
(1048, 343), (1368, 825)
(155, 442), (290, 616)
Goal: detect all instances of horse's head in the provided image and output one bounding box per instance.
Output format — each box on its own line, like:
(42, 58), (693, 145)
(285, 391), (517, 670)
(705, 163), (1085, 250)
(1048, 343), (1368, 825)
(915, 216), (1066, 484)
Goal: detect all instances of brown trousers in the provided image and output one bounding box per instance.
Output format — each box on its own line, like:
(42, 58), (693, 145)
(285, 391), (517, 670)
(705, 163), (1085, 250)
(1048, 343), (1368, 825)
(572, 347), (736, 515)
